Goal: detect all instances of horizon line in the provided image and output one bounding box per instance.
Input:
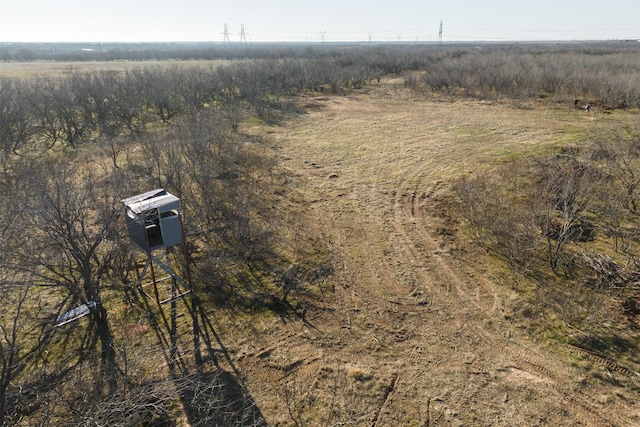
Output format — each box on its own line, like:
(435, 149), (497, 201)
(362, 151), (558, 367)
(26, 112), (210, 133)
(1, 38), (639, 44)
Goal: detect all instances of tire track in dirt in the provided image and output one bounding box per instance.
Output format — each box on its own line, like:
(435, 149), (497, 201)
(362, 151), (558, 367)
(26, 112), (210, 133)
(390, 174), (633, 426)
(306, 123), (626, 424)
(394, 179), (497, 315)
(566, 344), (640, 378)
(412, 183), (500, 316)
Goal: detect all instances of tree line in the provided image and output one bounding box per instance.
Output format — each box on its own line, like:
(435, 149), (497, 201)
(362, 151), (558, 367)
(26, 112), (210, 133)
(2, 43), (639, 161)
(405, 44), (640, 108)
(0, 56), (388, 157)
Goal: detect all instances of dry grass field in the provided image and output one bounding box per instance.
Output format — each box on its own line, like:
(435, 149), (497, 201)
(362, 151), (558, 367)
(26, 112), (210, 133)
(220, 82), (640, 425)
(0, 59), (228, 77)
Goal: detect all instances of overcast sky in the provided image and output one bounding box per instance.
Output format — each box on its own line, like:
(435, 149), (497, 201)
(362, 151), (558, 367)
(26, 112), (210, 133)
(0, 0), (638, 43)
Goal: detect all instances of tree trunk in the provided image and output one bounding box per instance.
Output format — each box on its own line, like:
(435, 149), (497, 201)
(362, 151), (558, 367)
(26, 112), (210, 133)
(92, 306), (117, 392)
(0, 365), (8, 427)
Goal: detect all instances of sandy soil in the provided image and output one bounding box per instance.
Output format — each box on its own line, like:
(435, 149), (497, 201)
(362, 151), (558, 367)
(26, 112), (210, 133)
(224, 87), (640, 426)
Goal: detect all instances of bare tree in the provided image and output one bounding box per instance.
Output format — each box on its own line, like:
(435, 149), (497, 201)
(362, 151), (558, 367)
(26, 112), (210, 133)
(142, 67), (186, 125)
(532, 156), (598, 274)
(454, 167), (541, 273)
(27, 76), (63, 149)
(69, 70), (125, 138)
(110, 69), (147, 134)
(48, 76), (92, 149)
(594, 132), (640, 214)
(216, 66), (249, 132)
(0, 285), (41, 426)
(0, 79), (35, 163)
(138, 130), (187, 197)
(8, 159), (126, 384)
(182, 65), (221, 113)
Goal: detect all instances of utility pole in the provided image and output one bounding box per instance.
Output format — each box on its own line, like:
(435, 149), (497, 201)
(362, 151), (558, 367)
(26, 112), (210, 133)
(438, 20), (443, 46)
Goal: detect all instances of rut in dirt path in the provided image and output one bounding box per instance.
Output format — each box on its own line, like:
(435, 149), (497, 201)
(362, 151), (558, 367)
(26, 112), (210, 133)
(387, 167), (633, 426)
(393, 179), (498, 314)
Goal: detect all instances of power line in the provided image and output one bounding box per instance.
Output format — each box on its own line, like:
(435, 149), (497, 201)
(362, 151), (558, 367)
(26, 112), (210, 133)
(219, 23), (637, 43)
(447, 26), (638, 34)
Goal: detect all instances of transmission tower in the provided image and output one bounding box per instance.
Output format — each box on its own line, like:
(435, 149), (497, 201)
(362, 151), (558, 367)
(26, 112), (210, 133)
(223, 23), (231, 44)
(438, 20), (443, 46)
(240, 23), (247, 43)
(320, 30), (326, 43)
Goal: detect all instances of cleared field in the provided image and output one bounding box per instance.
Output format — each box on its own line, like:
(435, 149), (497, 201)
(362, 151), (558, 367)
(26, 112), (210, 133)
(0, 59), (228, 77)
(227, 84), (640, 425)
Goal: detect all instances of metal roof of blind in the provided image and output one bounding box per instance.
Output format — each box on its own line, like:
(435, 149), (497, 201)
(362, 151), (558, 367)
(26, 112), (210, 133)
(122, 189), (179, 214)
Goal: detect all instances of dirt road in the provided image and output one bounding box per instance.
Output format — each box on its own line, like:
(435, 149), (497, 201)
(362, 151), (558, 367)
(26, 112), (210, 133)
(233, 90), (640, 426)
